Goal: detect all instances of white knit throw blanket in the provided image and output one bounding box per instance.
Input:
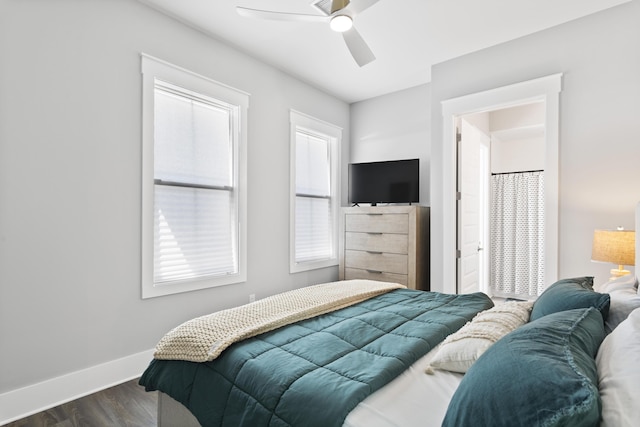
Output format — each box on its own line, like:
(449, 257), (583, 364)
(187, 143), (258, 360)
(154, 280), (405, 362)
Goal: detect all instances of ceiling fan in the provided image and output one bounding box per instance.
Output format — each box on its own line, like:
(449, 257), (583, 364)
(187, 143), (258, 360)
(236, 0), (380, 67)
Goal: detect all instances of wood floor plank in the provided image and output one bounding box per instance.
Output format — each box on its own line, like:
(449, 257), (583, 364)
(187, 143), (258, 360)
(5, 379), (157, 427)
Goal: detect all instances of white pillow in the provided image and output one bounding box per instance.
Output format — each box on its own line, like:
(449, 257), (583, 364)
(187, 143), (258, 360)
(426, 300), (533, 374)
(596, 307), (640, 427)
(605, 287), (640, 334)
(595, 274), (638, 293)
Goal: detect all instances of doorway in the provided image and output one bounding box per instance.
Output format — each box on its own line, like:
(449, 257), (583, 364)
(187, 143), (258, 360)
(457, 103), (546, 298)
(440, 74), (562, 296)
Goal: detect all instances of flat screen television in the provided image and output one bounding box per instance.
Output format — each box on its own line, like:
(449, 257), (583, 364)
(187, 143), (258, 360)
(348, 159), (419, 206)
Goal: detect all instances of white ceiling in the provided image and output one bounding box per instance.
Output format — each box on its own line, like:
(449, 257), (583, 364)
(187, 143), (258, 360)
(138, 0), (629, 103)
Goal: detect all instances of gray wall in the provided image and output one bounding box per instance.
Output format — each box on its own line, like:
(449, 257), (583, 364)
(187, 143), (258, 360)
(430, 0), (640, 289)
(350, 84), (431, 205)
(0, 0), (349, 394)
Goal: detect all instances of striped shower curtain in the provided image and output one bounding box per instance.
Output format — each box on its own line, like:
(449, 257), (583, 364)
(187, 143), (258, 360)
(490, 171), (545, 299)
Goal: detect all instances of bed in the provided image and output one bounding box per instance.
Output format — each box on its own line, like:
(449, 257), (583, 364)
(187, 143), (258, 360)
(140, 203), (640, 427)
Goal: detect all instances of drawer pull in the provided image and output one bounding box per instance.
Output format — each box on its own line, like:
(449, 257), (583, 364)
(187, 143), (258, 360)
(367, 251), (383, 255)
(367, 213), (383, 216)
(367, 232), (383, 235)
(366, 270), (383, 274)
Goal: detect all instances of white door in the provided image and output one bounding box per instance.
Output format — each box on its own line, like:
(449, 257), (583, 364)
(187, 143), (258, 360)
(457, 119), (489, 294)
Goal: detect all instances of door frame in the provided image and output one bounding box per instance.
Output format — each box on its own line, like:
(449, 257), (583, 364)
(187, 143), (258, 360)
(440, 74), (562, 295)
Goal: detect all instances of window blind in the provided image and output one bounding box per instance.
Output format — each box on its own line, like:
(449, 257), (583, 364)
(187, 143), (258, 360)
(152, 81), (238, 285)
(295, 131), (333, 262)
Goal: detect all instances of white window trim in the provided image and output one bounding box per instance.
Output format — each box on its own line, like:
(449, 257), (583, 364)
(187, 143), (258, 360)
(141, 54), (249, 298)
(289, 110), (341, 273)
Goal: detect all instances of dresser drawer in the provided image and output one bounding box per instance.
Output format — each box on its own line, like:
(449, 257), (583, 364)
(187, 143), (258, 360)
(345, 213), (409, 234)
(345, 232), (408, 254)
(344, 250), (408, 275)
(344, 268), (408, 286)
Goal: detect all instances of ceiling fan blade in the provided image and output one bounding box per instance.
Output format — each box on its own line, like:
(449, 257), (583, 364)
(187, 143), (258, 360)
(342, 27), (375, 67)
(348, 0), (380, 15)
(236, 7), (329, 24)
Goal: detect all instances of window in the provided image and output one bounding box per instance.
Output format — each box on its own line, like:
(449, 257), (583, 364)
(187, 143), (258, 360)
(290, 110), (341, 273)
(141, 54), (248, 298)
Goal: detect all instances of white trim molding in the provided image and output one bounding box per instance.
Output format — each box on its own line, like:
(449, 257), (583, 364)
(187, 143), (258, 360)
(0, 349), (154, 425)
(289, 109), (342, 273)
(140, 53), (249, 298)
(439, 74), (562, 295)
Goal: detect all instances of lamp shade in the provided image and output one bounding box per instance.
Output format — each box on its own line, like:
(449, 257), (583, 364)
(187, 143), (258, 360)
(591, 229), (636, 266)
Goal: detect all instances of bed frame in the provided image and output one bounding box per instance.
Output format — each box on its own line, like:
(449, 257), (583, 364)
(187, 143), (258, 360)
(158, 393), (199, 427)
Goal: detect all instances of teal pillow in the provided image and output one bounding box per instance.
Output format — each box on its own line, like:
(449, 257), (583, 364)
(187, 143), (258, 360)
(442, 307), (605, 427)
(530, 276), (609, 321)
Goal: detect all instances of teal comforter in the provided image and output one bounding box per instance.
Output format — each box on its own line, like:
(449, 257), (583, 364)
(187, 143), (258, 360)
(140, 289), (493, 427)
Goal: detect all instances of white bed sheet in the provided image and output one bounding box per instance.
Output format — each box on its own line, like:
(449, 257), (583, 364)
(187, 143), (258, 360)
(344, 344), (462, 427)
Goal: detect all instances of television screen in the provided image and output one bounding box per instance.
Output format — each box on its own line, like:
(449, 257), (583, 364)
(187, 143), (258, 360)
(349, 159), (419, 205)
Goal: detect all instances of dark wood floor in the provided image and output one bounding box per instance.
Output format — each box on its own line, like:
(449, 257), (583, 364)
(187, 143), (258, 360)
(5, 379), (157, 427)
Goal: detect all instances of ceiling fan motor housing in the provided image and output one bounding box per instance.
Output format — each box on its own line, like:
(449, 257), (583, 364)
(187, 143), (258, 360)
(331, 0), (351, 14)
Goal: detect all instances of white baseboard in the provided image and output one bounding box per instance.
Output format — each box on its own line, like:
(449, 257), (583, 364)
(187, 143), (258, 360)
(0, 348), (155, 426)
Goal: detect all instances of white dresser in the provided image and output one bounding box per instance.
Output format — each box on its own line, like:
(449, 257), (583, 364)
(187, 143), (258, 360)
(339, 206), (430, 290)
